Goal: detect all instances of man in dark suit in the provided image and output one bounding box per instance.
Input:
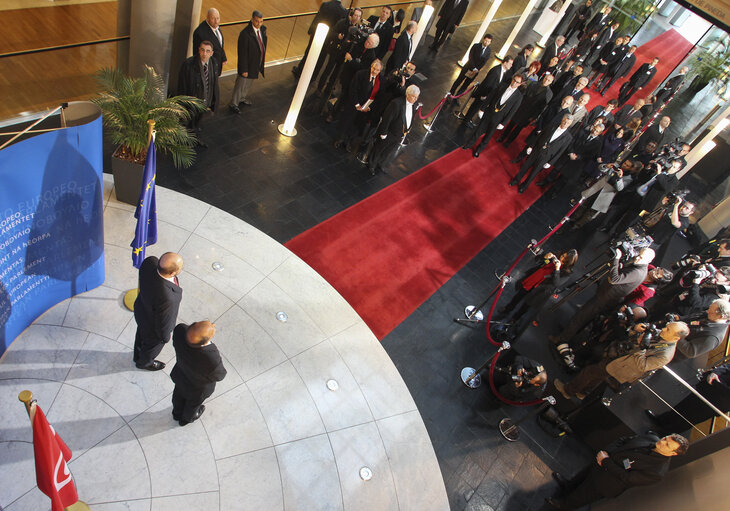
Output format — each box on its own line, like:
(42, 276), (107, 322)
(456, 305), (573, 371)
(170, 321), (227, 426)
(584, 6), (612, 37)
(462, 74), (524, 158)
(430, 0), (469, 51)
(229, 11), (267, 113)
(676, 299), (730, 359)
(367, 6), (395, 59)
(449, 34), (492, 97)
(457, 57), (513, 123)
(178, 41), (219, 146)
(192, 8), (227, 76)
(547, 434), (688, 510)
(510, 114), (574, 194)
(588, 36), (625, 87)
(598, 44), (637, 95)
(636, 115), (671, 152)
(565, 0), (593, 41)
(585, 99), (618, 127)
(555, 76), (589, 106)
(316, 7), (363, 94)
(334, 59), (383, 150)
(618, 57), (659, 106)
(613, 98), (645, 127)
(551, 64), (584, 97)
(499, 73), (554, 147)
(133, 253), (184, 371)
(512, 95), (574, 164)
(368, 84), (420, 175)
(292, 0), (348, 78)
(541, 35), (566, 68)
(385, 20), (416, 72)
(654, 66), (689, 105)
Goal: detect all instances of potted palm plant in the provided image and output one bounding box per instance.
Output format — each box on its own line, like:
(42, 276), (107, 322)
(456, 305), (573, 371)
(93, 65), (205, 204)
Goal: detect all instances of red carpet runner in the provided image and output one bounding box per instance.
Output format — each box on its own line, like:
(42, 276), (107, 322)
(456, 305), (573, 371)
(586, 28), (694, 111)
(286, 143), (543, 340)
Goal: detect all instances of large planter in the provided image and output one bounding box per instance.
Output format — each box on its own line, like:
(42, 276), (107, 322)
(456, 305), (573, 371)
(111, 148), (144, 205)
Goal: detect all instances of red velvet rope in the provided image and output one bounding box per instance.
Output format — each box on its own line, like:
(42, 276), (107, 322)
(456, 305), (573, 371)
(416, 85), (476, 120)
(483, 198), (586, 406)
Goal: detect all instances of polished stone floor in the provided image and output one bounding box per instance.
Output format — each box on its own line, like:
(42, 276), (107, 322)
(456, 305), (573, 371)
(0, 176), (448, 511)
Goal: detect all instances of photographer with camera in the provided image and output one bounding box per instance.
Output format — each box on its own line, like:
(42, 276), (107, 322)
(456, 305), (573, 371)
(550, 247), (655, 347)
(493, 355), (548, 402)
(316, 8), (363, 97)
(642, 193), (694, 247)
(554, 321), (689, 400)
(675, 299), (730, 359)
(624, 266), (673, 309)
(649, 263), (729, 319)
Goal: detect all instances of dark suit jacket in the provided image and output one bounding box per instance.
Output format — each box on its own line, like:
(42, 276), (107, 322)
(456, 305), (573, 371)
(586, 105), (615, 127)
(593, 25), (616, 51)
(192, 21), (226, 75)
(533, 126), (573, 165)
(609, 53), (636, 79)
(472, 63), (508, 99)
(309, 0), (348, 35)
(629, 63), (657, 89)
(178, 55), (219, 110)
(349, 68), (380, 106)
(552, 72), (579, 97)
(134, 256), (182, 343)
(613, 105), (642, 126)
(655, 74), (685, 103)
(466, 42), (491, 71)
(556, 84), (585, 104)
(540, 40), (565, 67)
(171, 324), (227, 397)
(436, 0), (469, 32)
(514, 53), (529, 72)
(569, 129), (602, 161)
(585, 12), (610, 35)
(512, 82), (553, 125)
(237, 23), (267, 78)
(637, 124), (667, 151)
(377, 97), (419, 138)
(483, 84), (523, 126)
(386, 30), (412, 72)
(367, 15), (395, 59)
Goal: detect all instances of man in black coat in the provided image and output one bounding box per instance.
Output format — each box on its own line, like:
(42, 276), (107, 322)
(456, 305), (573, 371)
(367, 6), (395, 59)
(551, 64), (584, 98)
(510, 114), (574, 194)
(499, 74), (554, 147)
(676, 299), (730, 359)
(584, 6), (612, 37)
(541, 35), (566, 68)
(133, 253), (184, 371)
(618, 57), (659, 106)
(613, 98), (645, 127)
(513, 95), (575, 163)
(316, 7), (363, 94)
(229, 11), (267, 113)
(170, 321), (227, 426)
(450, 33), (493, 96)
(368, 84), (420, 175)
(430, 0), (469, 51)
(654, 66), (689, 105)
(647, 363), (730, 433)
(565, 0), (593, 41)
(636, 115), (671, 152)
(598, 44), (637, 95)
(385, 20), (416, 72)
(547, 433), (688, 510)
(192, 8), (227, 76)
(457, 57), (514, 123)
(292, 0), (347, 77)
(177, 41), (219, 146)
(585, 99), (618, 127)
(463, 74), (524, 157)
(334, 59), (383, 150)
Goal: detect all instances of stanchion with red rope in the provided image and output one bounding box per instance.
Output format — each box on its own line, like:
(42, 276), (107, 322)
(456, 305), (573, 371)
(420, 84), (476, 132)
(459, 198), (586, 410)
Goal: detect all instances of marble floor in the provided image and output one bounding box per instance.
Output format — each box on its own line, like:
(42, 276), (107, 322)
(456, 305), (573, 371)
(0, 175), (449, 511)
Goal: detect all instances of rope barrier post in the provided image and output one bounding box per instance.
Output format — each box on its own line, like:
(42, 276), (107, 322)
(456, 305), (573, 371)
(461, 341), (511, 388)
(423, 92), (450, 133)
(456, 273), (512, 324)
(499, 396), (556, 442)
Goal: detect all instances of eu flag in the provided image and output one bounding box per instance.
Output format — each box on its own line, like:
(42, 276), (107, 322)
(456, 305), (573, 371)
(131, 137), (158, 268)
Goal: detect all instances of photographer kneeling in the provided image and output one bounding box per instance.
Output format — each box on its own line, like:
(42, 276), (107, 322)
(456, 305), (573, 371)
(493, 355), (548, 402)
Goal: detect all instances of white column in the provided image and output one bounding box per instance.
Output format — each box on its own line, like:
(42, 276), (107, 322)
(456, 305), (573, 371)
(410, 4), (435, 59)
(279, 23), (329, 137)
(537, 0), (572, 47)
(496, 0), (540, 60)
(679, 109), (730, 178)
(458, 0), (504, 66)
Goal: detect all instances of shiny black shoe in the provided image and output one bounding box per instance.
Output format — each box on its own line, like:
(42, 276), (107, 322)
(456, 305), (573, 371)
(466, 121), (476, 129)
(645, 409), (658, 422)
(179, 405), (205, 426)
(229, 105), (240, 114)
(518, 184), (527, 194)
(472, 149), (481, 158)
(508, 179), (518, 187)
(552, 472), (569, 489)
(136, 360), (165, 371)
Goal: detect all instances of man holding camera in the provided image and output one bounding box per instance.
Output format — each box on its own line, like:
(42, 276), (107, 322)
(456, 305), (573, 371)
(550, 247), (656, 346)
(547, 433), (688, 510)
(316, 8), (363, 96)
(554, 321), (689, 399)
(493, 355), (548, 402)
(642, 194), (694, 247)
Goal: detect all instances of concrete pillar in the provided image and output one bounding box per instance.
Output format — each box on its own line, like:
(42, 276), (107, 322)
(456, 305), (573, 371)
(168, 0), (203, 95)
(128, 0), (181, 90)
(117, 0), (131, 74)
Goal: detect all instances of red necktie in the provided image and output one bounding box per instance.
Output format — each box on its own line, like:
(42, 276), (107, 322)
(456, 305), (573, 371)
(256, 30), (264, 65)
(174, 276), (179, 287)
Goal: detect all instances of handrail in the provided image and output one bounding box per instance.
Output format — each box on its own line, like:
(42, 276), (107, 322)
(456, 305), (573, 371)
(0, 0), (424, 59)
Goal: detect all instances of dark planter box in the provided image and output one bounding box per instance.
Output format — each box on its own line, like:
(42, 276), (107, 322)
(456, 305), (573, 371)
(111, 150), (144, 205)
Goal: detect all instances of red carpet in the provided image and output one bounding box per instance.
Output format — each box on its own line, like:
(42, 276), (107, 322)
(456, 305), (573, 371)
(286, 141), (543, 340)
(586, 28), (694, 111)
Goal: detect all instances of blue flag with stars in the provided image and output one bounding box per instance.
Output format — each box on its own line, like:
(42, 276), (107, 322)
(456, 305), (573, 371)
(131, 137), (157, 268)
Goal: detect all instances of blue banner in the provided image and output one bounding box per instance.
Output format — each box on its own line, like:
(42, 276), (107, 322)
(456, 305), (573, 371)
(0, 112), (105, 354)
(131, 138), (157, 268)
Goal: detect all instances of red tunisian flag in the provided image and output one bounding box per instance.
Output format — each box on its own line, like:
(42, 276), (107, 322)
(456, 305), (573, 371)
(32, 405), (79, 511)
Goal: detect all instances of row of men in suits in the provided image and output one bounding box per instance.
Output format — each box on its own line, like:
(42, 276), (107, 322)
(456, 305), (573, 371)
(133, 253), (226, 426)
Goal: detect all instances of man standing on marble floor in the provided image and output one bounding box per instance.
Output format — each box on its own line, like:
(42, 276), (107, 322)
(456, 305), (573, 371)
(171, 320), (227, 426)
(133, 253), (184, 371)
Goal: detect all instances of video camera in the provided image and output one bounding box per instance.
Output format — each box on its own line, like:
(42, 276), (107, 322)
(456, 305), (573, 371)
(650, 139), (687, 173)
(347, 22), (374, 49)
(609, 226), (653, 263)
(510, 364), (545, 386)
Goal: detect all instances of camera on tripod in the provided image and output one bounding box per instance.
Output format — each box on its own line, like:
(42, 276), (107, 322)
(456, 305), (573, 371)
(609, 227), (653, 262)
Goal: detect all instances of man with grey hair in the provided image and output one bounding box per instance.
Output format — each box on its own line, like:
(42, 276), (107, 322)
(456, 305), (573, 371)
(570, 92), (591, 126)
(367, 84), (421, 175)
(193, 8), (227, 75)
(510, 114), (574, 194)
(654, 66), (689, 106)
(230, 10), (266, 114)
(676, 299), (730, 359)
(386, 20), (417, 72)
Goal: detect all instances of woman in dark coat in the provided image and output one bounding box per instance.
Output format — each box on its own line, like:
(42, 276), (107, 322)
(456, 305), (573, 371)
(498, 250), (579, 334)
(583, 127), (625, 179)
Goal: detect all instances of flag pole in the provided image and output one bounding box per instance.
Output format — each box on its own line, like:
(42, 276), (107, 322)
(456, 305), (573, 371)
(123, 119), (156, 312)
(18, 391), (90, 511)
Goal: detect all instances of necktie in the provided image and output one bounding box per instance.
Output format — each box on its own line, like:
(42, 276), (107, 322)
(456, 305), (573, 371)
(215, 28), (222, 45)
(174, 276), (180, 287)
(203, 63), (208, 84)
(375, 21), (381, 31)
(256, 30), (264, 64)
